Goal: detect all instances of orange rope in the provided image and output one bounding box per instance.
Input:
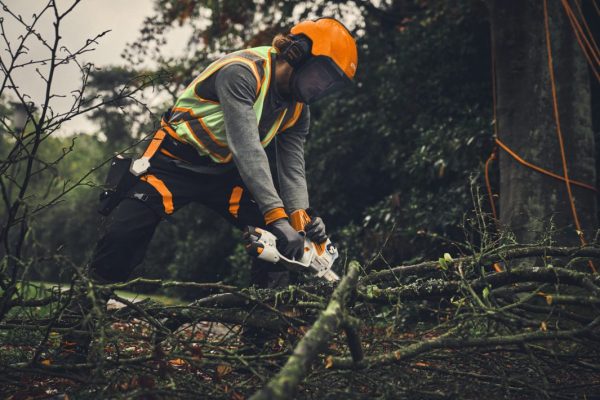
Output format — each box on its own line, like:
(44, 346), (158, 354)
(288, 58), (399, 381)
(486, 15), (500, 222)
(560, 0), (600, 82)
(495, 138), (597, 193)
(562, 0), (600, 65)
(544, 0), (596, 273)
(571, 0), (600, 61)
(484, 148), (498, 220)
(487, 18), (502, 273)
(484, 147), (502, 273)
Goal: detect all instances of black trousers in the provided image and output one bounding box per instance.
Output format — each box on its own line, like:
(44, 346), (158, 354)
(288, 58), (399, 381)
(90, 152), (287, 286)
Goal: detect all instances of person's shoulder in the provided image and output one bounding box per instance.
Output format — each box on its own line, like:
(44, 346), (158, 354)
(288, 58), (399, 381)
(217, 62), (257, 82)
(214, 62), (260, 98)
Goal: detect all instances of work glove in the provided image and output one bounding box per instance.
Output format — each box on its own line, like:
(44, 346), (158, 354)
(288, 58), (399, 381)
(290, 208), (328, 244)
(268, 218), (305, 260)
(305, 208), (328, 244)
(305, 216), (327, 244)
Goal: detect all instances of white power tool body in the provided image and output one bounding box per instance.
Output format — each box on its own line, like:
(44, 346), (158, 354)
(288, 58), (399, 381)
(244, 227), (340, 282)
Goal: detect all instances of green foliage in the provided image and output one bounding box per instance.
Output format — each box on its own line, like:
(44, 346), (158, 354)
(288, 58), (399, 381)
(306, 0), (493, 265)
(22, 135), (107, 280)
(7, 0), (498, 287)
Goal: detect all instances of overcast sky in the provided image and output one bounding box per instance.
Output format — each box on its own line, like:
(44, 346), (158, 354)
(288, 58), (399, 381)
(2, 1), (363, 135)
(1, 0), (190, 134)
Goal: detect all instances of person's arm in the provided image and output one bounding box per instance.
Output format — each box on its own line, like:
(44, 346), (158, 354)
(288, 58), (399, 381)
(276, 105), (310, 213)
(276, 108), (328, 243)
(214, 64), (285, 220)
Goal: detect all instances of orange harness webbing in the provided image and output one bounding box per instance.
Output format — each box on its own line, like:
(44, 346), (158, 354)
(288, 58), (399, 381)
(142, 129), (167, 159)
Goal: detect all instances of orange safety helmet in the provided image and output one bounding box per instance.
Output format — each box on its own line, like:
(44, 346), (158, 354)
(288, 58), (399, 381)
(282, 18), (358, 104)
(291, 18), (358, 80)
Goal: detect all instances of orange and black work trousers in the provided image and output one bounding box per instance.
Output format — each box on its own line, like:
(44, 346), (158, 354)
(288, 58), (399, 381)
(90, 150), (287, 287)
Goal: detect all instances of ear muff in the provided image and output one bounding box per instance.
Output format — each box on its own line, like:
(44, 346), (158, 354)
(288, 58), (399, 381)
(281, 34), (311, 68)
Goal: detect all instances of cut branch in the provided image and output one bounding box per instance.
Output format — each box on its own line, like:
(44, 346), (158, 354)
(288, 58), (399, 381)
(250, 261), (361, 400)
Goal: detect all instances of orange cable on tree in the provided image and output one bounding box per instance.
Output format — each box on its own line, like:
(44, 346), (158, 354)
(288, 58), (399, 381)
(562, 0), (600, 65)
(486, 19), (502, 273)
(560, 0), (600, 83)
(543, 0), (596, 273)
(484, 148), (503, 274)
(486, 15), (499, 223)
(570, 0), (600, 62)
(495, 138), (597, 193)
(484, 149), (498, 221)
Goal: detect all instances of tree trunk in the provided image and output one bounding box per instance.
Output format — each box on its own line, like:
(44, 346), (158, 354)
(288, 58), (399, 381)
(490, 0), (596, 247)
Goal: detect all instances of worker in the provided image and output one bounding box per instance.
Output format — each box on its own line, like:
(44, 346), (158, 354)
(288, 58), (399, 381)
(54, 18), (357, 360)
(90, 17), (358, 287)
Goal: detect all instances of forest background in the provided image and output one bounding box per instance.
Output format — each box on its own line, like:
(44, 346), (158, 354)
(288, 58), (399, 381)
(2, 0), (545, 294)
(1, 0), (600, 398)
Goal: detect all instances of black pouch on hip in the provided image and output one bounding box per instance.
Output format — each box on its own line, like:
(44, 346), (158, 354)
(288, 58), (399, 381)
(98, 155), (139, 216)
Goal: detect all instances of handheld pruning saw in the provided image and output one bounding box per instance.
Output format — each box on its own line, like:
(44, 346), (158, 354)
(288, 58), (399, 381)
(243, 226), (340, 282)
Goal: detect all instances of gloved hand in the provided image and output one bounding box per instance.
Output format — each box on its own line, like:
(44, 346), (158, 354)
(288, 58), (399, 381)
(305, 208), (328, 244)
(306, 216), (327, 243)
(268, 218), (305, 260)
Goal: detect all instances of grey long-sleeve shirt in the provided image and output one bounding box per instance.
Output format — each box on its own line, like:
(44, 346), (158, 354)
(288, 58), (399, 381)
(203, 62), (310, 215)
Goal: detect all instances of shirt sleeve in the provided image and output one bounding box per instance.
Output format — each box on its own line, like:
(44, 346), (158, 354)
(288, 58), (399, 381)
(214, 63), (284, 215)
(276, 105), (311, 212)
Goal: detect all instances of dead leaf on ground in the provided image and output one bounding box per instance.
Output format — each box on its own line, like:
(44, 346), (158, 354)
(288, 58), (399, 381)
(231, 391), (245, 400)
(216, 364), (232, 379)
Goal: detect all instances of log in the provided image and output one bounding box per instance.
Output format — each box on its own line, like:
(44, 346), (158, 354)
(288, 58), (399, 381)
(250, 261), (361, 400)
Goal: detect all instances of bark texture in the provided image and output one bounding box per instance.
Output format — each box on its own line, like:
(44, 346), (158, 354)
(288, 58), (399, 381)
(250, 261), (361, 400)
(490, 0), (596, 245)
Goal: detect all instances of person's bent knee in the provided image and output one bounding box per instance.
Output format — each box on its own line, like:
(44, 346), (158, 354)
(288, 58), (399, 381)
(90, 199), (161, 283)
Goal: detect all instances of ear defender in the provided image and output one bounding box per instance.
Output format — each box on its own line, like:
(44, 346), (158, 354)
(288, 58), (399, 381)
(281, 34), (312, 68)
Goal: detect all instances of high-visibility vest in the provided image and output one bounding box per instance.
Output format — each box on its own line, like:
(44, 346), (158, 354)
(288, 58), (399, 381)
(166, 46), (304, 164)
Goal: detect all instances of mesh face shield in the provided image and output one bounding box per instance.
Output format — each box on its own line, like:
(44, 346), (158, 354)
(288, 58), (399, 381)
(290, 56), (351, 104)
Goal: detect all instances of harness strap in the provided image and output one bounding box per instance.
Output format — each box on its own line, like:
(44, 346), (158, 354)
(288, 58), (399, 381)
(140, 174), (174, 215)
(142, 129), (167, 159)
(228, 186), (244, 218)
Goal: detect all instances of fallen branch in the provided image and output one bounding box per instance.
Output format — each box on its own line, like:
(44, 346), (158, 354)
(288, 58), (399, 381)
(360, 265), (600, 303)
(250, 261), (362, 400)
(361, 245), (600, 285)
(330, 316), (600, 369)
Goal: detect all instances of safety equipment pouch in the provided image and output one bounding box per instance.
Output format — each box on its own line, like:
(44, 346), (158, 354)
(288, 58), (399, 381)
(98, 155), (139, 216)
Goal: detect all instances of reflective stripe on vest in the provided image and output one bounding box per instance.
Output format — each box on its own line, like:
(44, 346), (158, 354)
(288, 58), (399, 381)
(167, 46), (296, 164)
(280, 102), (304, 133)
